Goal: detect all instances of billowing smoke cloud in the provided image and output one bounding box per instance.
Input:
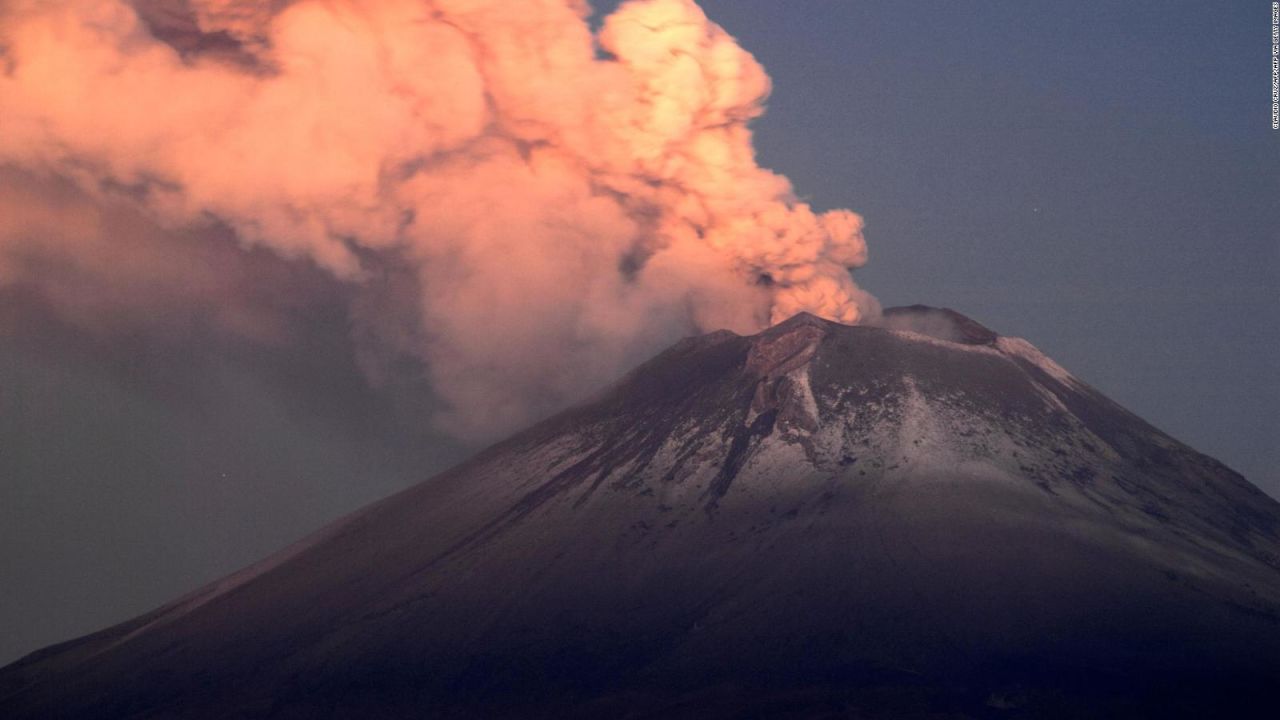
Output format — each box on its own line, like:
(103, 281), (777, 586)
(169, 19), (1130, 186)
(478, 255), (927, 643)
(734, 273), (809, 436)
(0, 0), (877, 438)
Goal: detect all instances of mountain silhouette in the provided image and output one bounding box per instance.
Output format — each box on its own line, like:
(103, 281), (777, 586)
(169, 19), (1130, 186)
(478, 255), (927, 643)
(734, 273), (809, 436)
(3, 307), (1278, 718)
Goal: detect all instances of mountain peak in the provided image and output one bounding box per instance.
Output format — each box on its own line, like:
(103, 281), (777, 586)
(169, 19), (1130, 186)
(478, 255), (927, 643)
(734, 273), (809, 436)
(878, 304), (1001, 345)
(765, 304), (1000, 350)
(747, 312), (829, 378)
(4, 306), (1279, 719)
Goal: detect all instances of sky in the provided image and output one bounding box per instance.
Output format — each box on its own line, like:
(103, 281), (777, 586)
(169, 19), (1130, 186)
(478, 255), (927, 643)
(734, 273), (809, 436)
(1, 0), (1276, 666)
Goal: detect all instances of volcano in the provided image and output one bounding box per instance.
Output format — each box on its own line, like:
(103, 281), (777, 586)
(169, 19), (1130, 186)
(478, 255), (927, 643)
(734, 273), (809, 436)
(3, 307), (1279, 718)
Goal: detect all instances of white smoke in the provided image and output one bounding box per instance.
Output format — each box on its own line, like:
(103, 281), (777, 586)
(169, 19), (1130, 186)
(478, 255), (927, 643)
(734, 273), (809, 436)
(0, 0), (878, 438)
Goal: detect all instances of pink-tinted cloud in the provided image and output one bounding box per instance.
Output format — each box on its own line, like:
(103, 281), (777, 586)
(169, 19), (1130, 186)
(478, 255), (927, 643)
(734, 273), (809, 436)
(0, 0), (878, 438)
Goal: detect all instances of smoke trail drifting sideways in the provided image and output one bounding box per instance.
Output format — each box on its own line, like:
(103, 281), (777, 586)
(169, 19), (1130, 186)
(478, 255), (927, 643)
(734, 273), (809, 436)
(0, 0), (878, 438)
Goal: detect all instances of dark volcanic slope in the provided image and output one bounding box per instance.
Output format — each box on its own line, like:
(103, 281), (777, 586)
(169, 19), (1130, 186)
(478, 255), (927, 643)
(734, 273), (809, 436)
(4, 309), (1280, 719)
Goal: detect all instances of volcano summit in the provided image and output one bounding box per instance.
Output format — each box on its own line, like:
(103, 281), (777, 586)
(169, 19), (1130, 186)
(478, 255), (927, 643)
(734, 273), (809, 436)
(3, 307), (1278, 718)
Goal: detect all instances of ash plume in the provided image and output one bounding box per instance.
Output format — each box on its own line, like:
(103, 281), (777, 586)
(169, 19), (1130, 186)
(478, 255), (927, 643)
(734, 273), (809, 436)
(0, 0), (878, 437)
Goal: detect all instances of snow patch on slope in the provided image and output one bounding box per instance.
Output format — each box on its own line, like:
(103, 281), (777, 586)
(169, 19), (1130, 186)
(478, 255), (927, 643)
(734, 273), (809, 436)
(997, 337), (1079, 388)
(788, 366), (820, 427)
(864, 376), (970, 477)
(887, 329), (1002, 356)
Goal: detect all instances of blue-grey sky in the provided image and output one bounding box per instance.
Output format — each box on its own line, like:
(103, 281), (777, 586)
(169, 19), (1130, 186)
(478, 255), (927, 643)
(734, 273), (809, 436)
(1, 0), (1276, 667)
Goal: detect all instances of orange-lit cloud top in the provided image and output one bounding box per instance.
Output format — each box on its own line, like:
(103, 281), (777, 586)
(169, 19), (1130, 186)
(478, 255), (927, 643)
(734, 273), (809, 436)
(0, 0), (878, 437)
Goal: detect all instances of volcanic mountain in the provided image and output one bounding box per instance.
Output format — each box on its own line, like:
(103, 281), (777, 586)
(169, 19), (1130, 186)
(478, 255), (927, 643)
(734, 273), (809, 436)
(3, 307), (1279, 718)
